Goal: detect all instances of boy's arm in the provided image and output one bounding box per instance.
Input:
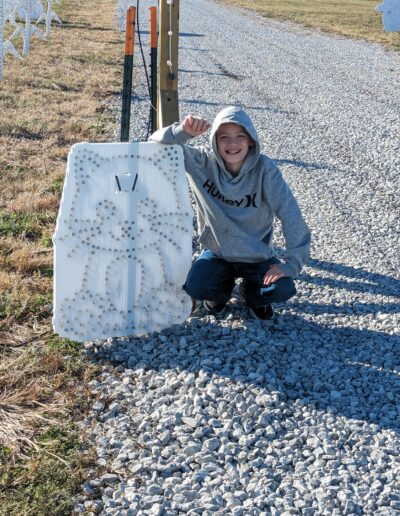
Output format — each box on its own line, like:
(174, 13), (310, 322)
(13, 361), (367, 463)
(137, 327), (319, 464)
(149, 116), (210, 172)
(263, 162), (311, 278)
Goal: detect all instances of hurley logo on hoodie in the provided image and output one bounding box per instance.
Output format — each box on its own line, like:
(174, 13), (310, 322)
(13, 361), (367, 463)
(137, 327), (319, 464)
(203, 179), (257, 208)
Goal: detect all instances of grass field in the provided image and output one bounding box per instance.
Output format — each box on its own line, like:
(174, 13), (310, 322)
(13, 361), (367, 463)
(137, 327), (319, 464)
(0, 0), (123, 512)
(0, 0), (398, 513)
(218, 0), (400, 51)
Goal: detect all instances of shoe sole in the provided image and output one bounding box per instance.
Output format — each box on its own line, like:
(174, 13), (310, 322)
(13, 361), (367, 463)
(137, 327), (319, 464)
(203, 301), (228, 317)
(248, 306), (274, 321)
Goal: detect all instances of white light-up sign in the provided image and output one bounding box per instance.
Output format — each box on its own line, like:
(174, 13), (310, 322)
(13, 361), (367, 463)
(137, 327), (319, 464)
(53, 142), (194, 342)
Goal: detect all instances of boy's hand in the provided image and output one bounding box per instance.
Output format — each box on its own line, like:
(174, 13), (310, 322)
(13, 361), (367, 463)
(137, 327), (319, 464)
(183, 115), (210, 137)
(263, 264), (286, 285)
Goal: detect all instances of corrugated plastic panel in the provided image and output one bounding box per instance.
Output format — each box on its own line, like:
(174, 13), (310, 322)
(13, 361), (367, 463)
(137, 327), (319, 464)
(53, 142), (193, 342)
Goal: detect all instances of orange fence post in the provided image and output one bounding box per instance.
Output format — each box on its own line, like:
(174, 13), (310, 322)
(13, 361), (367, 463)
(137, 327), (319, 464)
(149, 6), (158, 134)
(120, 6), (136, 142)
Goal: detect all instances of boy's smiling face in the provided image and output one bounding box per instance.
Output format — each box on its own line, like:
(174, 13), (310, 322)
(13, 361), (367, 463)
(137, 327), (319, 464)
(216, 123), (254, 175)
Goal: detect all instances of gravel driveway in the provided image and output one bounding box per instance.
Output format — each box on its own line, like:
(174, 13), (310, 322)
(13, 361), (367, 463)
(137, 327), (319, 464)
(77, 0), (400, 514)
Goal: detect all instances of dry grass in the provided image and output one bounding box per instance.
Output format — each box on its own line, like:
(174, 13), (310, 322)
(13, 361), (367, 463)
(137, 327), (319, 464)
(0, 0), (123, 342)
(0, 352), (63, 453)
(1, 0), (123, 511)
(0, 343), (94, 452)
(0, 338), (98, 514)
(218, 0), (400, 51)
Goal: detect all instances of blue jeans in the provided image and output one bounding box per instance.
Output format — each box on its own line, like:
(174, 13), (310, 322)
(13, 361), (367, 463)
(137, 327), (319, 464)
(184, 250), (296, 308)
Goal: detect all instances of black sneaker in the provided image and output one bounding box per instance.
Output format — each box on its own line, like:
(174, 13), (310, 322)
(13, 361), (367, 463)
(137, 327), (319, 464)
(238, 281), (246, 301)
(203, 300), (227, 316)
(248, 304), (274, 320)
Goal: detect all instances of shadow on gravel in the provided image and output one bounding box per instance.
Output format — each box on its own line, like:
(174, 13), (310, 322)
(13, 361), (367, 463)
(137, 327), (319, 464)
(91, 260), (400, 433)
(273, 158), (338, 173)
(179, 47), (211, 52)
(303, 258), (400, 298)
(179, 68), (244, 79)
(137, 30), (204, 38)
(180, 98), (290, 115)
(61, 21), (114, 31)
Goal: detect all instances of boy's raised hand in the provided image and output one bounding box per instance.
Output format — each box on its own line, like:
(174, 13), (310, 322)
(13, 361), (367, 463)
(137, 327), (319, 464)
(183, 115), (210, 137)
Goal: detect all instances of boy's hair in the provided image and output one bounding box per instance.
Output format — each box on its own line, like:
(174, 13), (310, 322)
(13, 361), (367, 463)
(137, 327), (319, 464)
(216, 122), (255, 146)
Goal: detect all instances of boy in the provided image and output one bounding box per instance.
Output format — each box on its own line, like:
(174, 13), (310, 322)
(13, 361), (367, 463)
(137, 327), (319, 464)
(150, 106), (311, 320)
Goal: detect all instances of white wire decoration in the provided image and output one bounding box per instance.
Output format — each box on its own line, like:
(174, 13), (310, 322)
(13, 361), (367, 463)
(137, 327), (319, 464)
(0, 0), (61, 80)
(14, 0), (46, 55)
(36, 0), (61, 37)
(0, 0), (23, 80)
(376, 0), (400, 31)
(53, 142), (194, 342)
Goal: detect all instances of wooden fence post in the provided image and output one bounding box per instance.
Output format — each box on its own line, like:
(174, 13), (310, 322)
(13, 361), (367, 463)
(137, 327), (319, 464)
(157, 0), (179, 129)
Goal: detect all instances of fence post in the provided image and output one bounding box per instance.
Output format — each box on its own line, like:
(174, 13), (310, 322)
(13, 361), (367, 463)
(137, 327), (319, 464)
(157, 0), (179, 129)
(149, 6), (158, 134)
(120, 6), (136, 142)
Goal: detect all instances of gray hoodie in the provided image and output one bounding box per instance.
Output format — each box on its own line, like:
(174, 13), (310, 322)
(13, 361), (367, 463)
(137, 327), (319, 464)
(150, 106), (311, 278)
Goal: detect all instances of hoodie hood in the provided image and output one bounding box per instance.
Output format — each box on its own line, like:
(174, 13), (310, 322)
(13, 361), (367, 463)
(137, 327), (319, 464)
(210, 106), (261, 177)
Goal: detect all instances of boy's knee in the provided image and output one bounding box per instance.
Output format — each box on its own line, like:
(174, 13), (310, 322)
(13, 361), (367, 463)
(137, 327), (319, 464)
(274, 276), (296, 301)
(183, 276), (207, 301)
(184, 255), (235, 302)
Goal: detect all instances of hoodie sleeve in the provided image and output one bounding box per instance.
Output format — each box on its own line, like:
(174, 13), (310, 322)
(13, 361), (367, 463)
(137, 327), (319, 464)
(149, 122), (208, 175)
(263, 160), (311, 277)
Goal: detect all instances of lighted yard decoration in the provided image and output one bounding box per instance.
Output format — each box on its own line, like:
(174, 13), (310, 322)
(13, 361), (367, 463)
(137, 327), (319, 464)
(36, 0), (61, 37)
(0, 0), (61, 80)
(376, 0), (400, 31)
(52, 142), (193, 342)
(13, 0), (46, 55)
(0, 0), (24, 80)
(15, 0), (43, 20)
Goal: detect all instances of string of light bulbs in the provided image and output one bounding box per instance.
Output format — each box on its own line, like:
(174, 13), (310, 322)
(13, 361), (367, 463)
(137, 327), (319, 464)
(166, 0), (175, 79)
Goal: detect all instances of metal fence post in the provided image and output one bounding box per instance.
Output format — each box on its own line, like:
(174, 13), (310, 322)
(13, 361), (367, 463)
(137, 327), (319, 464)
(149, 6), (158, 135)
(120, 6), (136, 142)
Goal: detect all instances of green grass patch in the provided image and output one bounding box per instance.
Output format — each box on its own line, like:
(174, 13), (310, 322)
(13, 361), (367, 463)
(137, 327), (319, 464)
(31, 293), (53, 314)
(40, 232), (54, 248)
(0, 425), (89, 516)
(0, 447), (12, 461)
(0, 295), (23, 320)
(47, 336), (81, 356)
(38, 264), (54, 278)
(0, 293), (52, 320)
(0, 212), (57, 240)
(37, 425), (80, 453)
(50, 175), (65, 195)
